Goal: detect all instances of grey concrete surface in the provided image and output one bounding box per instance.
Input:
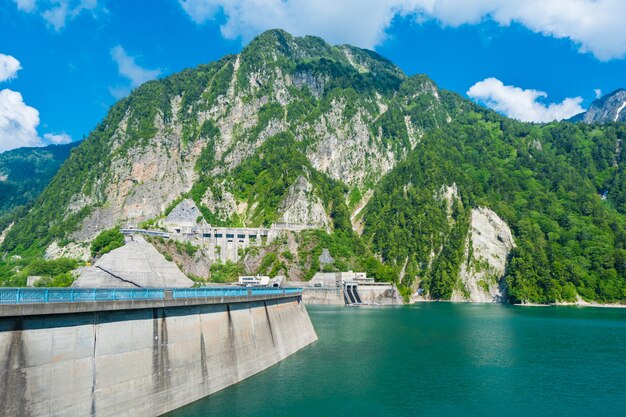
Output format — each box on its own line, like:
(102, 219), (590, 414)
(0, 292), (300, 317)
(0, 295), (318, 417)
(299, 286), (403, 306)
(73, 236), (194, 288)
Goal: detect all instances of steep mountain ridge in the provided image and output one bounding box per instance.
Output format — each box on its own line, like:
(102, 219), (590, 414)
(571, 88), (626, 123)
(1, 29), (450, 254)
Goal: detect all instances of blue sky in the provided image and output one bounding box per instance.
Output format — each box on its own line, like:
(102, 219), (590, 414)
(0, 0), (625, 152)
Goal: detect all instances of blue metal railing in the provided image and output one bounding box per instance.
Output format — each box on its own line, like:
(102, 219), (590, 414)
(0, 287), (302, 305)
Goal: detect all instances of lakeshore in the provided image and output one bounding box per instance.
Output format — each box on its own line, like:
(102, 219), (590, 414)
(515, 301), (626, 309)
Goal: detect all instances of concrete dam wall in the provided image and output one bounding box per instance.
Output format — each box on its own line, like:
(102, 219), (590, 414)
(0, 294), (317, 417)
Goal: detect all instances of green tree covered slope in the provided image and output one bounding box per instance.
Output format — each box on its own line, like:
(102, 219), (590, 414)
(0, 142), (78, 232)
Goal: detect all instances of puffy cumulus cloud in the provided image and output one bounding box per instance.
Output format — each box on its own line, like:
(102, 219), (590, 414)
(109, 45), (161, 98)
(43, 132), (72, 144)
(12, 0), (100, 31)
(0, 54), (22, 83)
(467, 78), (585, 123)
(0, 55), (72, 152)
(0, 89), (44, 152)
(178, 0), (626, 60)
(0, 90), (73, 152)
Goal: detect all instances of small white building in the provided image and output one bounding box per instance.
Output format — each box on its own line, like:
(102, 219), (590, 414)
(309, 271), (374, 287)
(238, 275), (270, 287)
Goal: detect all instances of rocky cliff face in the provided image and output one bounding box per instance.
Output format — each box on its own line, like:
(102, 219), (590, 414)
(572, 89), (626, 123)
(164, 199), (207, 227)
(452, 207), (515, 303)
(278, 175), (330, 228)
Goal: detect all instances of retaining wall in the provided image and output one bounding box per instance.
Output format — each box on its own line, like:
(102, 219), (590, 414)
(0, 296), (317, 417)
(300, 286), (403, 306)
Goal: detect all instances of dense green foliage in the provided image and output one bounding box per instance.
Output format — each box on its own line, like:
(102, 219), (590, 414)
(364, 100), (626, 303)
(0, 257), (78, 287)
(90, 228), (125, 257)
(209, 261), (244, 283)
(0, 142), (78, 227)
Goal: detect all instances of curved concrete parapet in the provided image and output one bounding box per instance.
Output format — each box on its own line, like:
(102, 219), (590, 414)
(0, 295), (317, 417)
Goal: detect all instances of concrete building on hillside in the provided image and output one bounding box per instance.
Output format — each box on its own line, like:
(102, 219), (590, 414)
(154, 199), (323, 262)
(308, 271), (374, 288)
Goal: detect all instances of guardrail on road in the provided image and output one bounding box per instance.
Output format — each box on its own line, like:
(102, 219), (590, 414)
(0, 287), (302, 305)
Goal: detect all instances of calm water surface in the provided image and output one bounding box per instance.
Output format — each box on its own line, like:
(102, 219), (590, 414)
(168, 303), (626, 417)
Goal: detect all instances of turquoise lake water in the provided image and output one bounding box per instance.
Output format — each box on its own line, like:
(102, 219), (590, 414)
(168, 303), (626, 417)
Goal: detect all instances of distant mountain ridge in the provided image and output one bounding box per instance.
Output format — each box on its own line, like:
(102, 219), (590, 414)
(0, 142), (78, 225)
(570, 88), (626, 123)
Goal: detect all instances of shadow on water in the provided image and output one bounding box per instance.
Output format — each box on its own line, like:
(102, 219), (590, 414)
(165, 303), (626, 417)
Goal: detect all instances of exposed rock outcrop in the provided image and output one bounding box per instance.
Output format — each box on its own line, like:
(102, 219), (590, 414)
(440, 183), (460, 218)
(45, 241), (90, 262)
(571, 88), (626, 123)
(201, 184), (239, 223)
(164, 198), (207, 228)
(318, 248), (335, 266)
(0, 222), (13, 246)
(306, 98), (397, 187)
(278, 175), (330, 227)
(452, 207), (515, 303)
(147, 236), (213, 279)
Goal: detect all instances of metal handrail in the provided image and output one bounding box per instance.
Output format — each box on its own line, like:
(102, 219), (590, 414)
(0, 287), (302, 305)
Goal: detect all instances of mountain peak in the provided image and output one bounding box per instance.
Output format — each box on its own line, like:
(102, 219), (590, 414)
(572, 88), (626, 124)
(241, 29), (405, 80)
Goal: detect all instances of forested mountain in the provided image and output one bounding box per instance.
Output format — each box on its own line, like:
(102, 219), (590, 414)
(0, 142), (78, 233)
(1, 29), (625, 304)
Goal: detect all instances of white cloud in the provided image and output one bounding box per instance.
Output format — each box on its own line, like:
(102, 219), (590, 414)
(0, 90), (74, 152)
(0, 89), (44, 152)
(14, 0), (36, 12)
(109, 46), (161, 98)
(0, 54), (22, 83)
(13, 0), (100, 31)
(467, 78), (585, 123)
(0, 57), (73, 153)
(110, 46), (161, 87)
(594, 89), (603, 99)
(178, 0), (626, 60)
(179, 0), (408, 48)
(43, 132), (72, 144)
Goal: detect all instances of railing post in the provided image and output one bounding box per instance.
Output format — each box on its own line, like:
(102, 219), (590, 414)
(45, 289), (49, 303)
(16, 288), (21, 305)
(70, 289), (74, 302)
